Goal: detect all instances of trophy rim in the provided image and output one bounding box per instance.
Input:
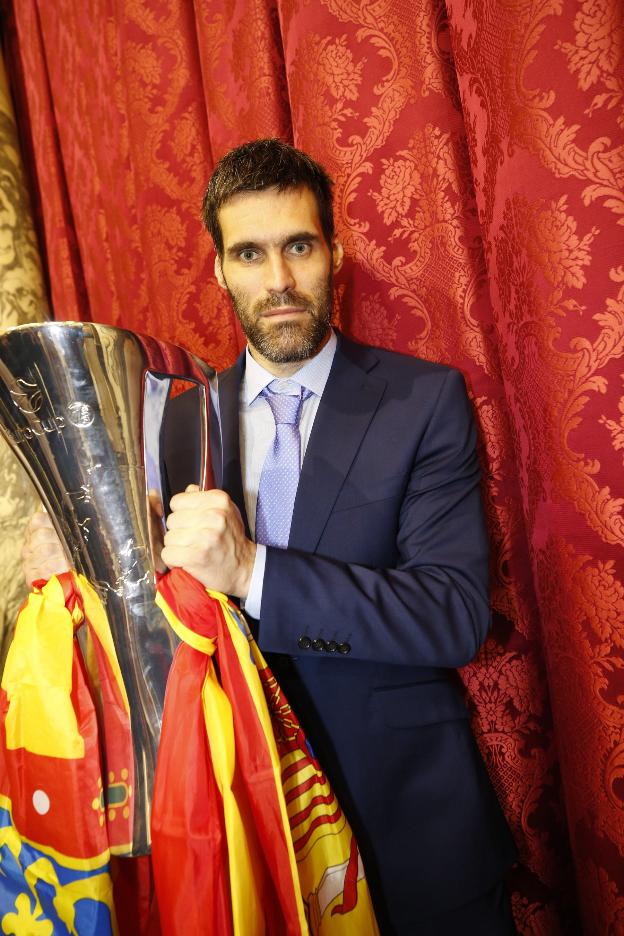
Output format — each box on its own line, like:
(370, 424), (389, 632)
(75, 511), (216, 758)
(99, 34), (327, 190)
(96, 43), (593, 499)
(0, 320), (216, 374)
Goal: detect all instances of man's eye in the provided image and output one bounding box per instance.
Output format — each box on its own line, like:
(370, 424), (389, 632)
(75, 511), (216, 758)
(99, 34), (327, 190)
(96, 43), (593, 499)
(240, 249), (259, 262)
(289, 242), (311, 256)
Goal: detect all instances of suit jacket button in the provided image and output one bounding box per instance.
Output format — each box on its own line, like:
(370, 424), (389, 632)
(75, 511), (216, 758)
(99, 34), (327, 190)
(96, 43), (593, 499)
(327, 641), (338, 653)
(312, 638), (327, 652)
(298, 636), (312, 650)
(338, 642), (351, 654)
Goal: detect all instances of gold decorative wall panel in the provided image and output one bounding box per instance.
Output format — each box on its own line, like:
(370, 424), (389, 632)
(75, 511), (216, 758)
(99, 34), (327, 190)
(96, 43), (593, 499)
(0, 50), (49, 667)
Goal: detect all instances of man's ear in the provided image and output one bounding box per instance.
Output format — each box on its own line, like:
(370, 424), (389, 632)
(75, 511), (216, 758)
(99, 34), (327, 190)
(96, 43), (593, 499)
(332, 239), (344, 273)
(214, 254), (227, 289)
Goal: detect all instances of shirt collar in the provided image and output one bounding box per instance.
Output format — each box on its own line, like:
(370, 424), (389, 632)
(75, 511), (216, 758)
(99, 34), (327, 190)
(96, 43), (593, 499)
(242, 329), (337, 405)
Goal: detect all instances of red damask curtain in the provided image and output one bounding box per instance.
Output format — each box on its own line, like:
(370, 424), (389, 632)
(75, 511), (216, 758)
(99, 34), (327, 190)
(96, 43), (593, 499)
(5, 1), (624, 932)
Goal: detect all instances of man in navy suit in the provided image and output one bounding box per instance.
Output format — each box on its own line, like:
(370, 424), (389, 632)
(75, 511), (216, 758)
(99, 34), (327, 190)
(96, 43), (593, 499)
(160, 139), (517, 934)
(24, 139), (517, 933)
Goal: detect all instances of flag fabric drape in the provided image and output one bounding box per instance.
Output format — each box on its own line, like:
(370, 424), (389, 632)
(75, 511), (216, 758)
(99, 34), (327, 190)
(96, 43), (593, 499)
(153, 569), (378, 935)
(0, 573), (125, 935)
(0, 568), (378, 934)
(5, 0), (624, 930)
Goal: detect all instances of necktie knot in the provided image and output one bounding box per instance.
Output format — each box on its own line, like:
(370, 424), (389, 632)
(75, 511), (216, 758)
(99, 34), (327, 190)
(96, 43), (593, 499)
(261, 379), (306, 426)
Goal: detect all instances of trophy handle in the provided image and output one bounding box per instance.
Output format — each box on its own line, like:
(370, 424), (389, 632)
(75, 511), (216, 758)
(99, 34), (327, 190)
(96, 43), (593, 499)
(143, 368), (221, 527)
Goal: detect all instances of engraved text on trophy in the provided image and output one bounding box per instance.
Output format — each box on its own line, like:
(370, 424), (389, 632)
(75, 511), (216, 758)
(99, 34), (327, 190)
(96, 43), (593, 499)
(6, 374), (98, 444)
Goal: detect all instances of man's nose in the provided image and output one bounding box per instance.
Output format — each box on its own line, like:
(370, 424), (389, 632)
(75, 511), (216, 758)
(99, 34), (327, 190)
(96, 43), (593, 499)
(265, 253), (296, 293)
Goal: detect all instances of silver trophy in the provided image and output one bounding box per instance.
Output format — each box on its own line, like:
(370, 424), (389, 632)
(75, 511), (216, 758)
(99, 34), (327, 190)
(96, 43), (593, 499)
(0, 321), (218, 855)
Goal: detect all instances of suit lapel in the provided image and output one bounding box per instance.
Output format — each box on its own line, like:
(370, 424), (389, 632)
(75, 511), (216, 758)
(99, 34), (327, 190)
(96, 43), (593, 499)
(217, 354), (251, 538)
(289, 337), (386, 553)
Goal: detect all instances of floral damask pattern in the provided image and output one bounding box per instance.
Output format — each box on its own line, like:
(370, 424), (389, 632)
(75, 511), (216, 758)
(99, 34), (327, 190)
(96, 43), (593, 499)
(6, 0), (624, 931)
(447, 0), (624, 931)
(557, 0), (624, 129)
(0, 49), (48, 667)
(318, 34), (364, 101)
(601, 374), (624, 457)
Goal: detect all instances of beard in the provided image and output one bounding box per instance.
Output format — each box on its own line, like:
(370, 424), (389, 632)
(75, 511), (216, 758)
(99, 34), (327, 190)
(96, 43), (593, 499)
(226, 274), (334, 364)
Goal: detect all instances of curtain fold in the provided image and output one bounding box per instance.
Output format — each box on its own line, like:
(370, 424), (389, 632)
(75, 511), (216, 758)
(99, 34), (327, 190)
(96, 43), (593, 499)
(0, 44), (48, 668)
(446, 2), (624, 931)
(5, 0), (624, 931)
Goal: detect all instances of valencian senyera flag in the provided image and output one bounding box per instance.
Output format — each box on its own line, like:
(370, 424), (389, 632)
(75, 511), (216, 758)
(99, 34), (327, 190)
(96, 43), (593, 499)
(1, 567), (378, 935)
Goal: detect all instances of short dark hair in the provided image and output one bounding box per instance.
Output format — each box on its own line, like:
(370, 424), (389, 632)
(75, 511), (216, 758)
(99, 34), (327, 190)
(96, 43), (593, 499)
(201, 138), (335, 255)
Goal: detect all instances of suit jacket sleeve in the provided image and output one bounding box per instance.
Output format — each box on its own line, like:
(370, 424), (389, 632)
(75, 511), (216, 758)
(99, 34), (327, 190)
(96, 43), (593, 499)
(256, 368), (491, 669)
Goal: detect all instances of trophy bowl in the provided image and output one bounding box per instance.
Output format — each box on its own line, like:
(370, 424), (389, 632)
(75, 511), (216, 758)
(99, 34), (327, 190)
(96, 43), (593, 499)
(0, 321), (218, 855)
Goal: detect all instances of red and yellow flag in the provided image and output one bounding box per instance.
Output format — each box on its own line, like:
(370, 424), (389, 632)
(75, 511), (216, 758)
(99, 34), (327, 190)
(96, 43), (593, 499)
(0, 572), (133, 934)
(153, 568), (379, 935)
(1, 567), (378, 934)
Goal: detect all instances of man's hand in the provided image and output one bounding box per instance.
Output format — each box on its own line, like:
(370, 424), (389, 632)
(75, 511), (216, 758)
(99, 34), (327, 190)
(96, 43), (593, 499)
(161, 486), (256, 599)
(22, 510), (71, 585)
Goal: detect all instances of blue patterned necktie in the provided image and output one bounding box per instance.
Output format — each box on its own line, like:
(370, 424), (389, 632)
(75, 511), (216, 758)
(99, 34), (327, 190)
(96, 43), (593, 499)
(255, 379), (311, 548)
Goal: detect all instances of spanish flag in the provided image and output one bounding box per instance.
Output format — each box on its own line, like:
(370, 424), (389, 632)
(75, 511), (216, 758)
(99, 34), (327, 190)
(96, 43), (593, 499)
(152, 568), (379, 936)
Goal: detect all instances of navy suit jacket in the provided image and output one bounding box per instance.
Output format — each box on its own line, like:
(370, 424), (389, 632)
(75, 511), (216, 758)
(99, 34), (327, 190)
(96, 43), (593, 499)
(166, 332), (516, 932)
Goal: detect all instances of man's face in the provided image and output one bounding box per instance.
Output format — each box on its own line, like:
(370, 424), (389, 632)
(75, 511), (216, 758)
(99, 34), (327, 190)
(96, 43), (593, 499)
(214, 186), (343, 366)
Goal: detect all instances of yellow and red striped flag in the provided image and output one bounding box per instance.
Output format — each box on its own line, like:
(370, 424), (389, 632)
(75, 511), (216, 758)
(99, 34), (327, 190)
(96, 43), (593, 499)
(1, 567), (379, 934)
(153, 568), (379, 935)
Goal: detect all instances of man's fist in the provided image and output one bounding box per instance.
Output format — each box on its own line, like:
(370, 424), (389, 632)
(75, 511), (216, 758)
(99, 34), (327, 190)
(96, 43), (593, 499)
(161, 486), (256, 599)
(21, 511), (71, 585)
